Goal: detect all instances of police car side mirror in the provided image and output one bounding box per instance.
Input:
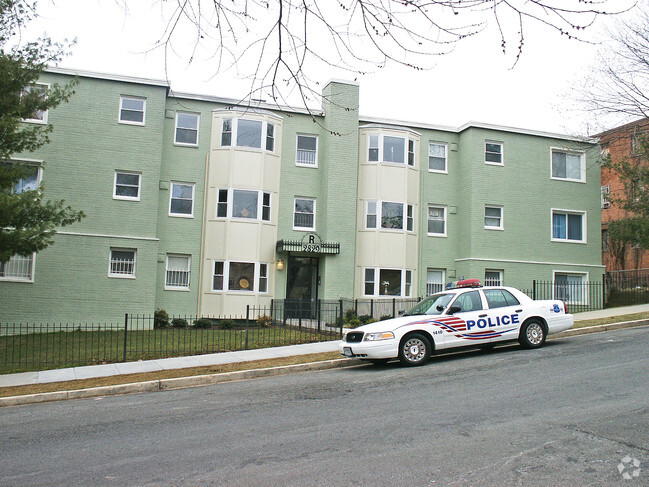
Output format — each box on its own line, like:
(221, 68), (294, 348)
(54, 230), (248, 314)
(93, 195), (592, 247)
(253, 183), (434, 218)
(447, 305), (461, 315)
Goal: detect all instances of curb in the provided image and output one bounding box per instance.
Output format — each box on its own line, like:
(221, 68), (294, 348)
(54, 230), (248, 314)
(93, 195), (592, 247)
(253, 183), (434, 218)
(2, 319), (649, 408)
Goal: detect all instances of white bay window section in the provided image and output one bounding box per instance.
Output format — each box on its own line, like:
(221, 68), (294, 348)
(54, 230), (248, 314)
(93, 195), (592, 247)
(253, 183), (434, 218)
(0, 254), (34, 282)
(220, 118), (276, 152)
(364, 268), (412, 297)
(365, 201), (413, 231)
(165, 255), (191, 290)
(216, 189), (271, 222)
(367, 134), (415, 165)
(212, 261), (269, 293)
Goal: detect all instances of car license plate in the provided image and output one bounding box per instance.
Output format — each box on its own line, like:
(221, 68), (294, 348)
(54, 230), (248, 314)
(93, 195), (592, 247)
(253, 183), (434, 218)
(343, 347), (353, 357)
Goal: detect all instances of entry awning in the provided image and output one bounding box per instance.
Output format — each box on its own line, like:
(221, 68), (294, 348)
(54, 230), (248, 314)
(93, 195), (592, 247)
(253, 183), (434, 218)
(276, 234), (340, 255)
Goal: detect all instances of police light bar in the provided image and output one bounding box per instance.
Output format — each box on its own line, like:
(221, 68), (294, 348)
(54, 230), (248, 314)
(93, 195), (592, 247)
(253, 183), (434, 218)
(446, 279), (482, 289)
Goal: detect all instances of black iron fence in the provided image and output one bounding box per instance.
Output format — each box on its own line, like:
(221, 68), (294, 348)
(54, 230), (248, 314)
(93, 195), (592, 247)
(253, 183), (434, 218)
(606, 269), (649, 308)
(521, 279), (606, 313)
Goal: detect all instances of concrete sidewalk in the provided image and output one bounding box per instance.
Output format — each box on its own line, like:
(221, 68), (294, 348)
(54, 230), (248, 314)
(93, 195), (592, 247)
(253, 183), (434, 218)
(2, 304), (649, 389)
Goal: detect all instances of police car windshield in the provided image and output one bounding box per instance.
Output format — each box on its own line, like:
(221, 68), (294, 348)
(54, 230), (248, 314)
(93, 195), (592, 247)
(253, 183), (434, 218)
(404, 293), (454, 316)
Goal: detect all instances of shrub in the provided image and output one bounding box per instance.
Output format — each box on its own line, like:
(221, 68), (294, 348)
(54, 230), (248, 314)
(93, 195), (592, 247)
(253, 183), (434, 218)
(349, 317), (362, 328)
(193, 318), (215, 329)
(257, 314), (273, 327)
(171, 317), (188, 328)
(220, 319), (235, 329)
(154, 309), (170, 329)
(358, 314), (373, 324)
(379, 315), (393, 321)
(344, 309), (357, 323)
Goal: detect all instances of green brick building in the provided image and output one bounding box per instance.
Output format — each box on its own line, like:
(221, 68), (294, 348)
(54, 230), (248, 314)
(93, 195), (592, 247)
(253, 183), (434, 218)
(0, 68), (604, 324)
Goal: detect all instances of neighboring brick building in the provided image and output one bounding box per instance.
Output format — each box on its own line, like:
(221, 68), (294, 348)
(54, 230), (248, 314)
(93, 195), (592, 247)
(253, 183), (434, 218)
(0, 67), (605, 323)
(600, 118), (649, 271)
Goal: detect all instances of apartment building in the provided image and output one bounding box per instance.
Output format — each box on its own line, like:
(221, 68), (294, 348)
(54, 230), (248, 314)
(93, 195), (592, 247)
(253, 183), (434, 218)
(0, 68), (604, 323)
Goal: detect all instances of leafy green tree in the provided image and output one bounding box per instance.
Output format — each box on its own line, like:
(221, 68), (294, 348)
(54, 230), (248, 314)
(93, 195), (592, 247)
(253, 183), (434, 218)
(603, 135), (649, 251)
(0, 0), (83, 263)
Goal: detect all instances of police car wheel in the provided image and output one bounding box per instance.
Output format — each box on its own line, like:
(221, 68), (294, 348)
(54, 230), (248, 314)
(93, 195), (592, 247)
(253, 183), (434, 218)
(399, 333), (431, 366)
(519, 319), (546, 349)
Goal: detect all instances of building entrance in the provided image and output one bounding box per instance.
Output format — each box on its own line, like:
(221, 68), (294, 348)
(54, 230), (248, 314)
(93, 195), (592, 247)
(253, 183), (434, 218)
(285, 256), (319, 318)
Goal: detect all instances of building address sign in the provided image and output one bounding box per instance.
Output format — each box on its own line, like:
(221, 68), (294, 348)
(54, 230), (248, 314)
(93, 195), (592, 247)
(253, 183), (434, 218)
(276, 233), (340, 255)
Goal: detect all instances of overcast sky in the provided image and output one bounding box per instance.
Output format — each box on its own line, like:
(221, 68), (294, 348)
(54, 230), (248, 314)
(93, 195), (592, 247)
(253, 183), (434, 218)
(25, 0), (638, 136)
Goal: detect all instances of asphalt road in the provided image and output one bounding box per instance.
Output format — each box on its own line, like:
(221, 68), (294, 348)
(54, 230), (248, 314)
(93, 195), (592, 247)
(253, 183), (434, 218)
(1, 327), (648, 487)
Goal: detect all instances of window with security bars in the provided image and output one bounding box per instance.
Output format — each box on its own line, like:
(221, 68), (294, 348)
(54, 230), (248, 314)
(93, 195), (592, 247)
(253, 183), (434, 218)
(296, 135), (318, 166)
(165, 255), (190, 289)
(484, 270), (503, 286)
(294, 198), (315, 230)
(0, 254), (34, 281)
(109, 249), (136, 278)
(426, 269), (445, 295)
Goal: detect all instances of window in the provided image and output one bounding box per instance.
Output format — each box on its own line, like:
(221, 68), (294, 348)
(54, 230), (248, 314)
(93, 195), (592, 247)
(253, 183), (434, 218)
(601, 185), (610, 209)
(484, 206), (503, 230)
(485, 141), (503, 165)
(427, 205), (446, 236)
(428, 142), (447, 172)
(175, 112), (199, 146)
(552, 210), (585, 242)
(452, 290), (483, 312)
(365, 201), (412, 231)
(381, 202), (403, 229)
(554, 272), (588, 305)
(407, 204), (414, 232)
(0, 254), (34, 282)
(12, 164), (40, 193)
(602, 229), (609, 252)
(294, 198), (315, 230)
(113, 171), (141, 201)
(426, 269), (445, 295)
(552, 149), (584, 182)
(109, 249), (136, 278)
(364, 268), (412, 297)
(220, 118), (276, 152)
(216, 189), (271, 222)
(367, 134), (414, 164)
(119, 96), (146, 125)
(169, 182), (195, 217)
(484, 270), (503, 286)
(484, 288), (519, 308)
(165, 255), (190, 290)
(212, 261), (268, 292)
(296, 135), (318, 166)
(22, 83), (48, 123)
(366, 201), (378, 228)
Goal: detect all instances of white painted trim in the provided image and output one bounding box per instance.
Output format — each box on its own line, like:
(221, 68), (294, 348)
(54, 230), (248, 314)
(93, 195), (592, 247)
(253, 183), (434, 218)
(455, 257), (605, 269)
(45, 66), (169, 87)
(56, 231), (159, 242)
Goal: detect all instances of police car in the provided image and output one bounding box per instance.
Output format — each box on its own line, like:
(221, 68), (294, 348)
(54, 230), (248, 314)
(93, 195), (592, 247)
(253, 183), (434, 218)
(339, 279), (574, 366)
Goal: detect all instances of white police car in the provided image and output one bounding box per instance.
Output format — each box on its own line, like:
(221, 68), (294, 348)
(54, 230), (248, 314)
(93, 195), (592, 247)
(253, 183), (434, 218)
(339, 279), (574, 366)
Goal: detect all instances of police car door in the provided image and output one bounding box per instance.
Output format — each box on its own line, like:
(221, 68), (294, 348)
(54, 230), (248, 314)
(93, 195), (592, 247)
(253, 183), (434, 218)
(482, 288), (524, 343)
(444, 290), (491, 348)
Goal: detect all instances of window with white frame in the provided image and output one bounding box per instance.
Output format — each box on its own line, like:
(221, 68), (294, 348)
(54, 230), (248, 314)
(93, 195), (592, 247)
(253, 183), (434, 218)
(427, 205), (446, 236)
(484, 270), (503, 286)
(220, 117), (276, 152)
(119, 96), (146, 125)
(212, 261), (269, 293)
(552, 149), (584, 182)
(296, 135), (318, 166)
(364, 268), (412, 297)
(554, 272), (588, 305)
(601, 185), (610, 209)
(484, 206), (503, 230)
(552, 210), (585, 242)
(174, 112), (200, 146)
(216, 188), (271, 222)
(367, 134), (415, 165)
(365, 201), (413, 231)
(428, 142), (447, 172)
(11, 164), (41, 193)
(22, 83), (48, 124)
(426, 269), (445, 295)
(109, 249), (136, 278)
(0, 254), (34, 282)
(485, 141), (503, 165)
(113, 171), (141, 201)
(294, 198), (315, 230)
(165, 255), (191, 289)
(169, 182), (195, 217)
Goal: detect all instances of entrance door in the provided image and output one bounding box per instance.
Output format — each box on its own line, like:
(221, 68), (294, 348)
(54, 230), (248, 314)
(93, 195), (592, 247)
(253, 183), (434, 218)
(285, 256), (319, 318)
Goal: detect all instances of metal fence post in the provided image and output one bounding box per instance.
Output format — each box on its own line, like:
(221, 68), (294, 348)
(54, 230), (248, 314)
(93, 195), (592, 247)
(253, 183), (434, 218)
(123, 313), (129, 363)
(532, 280), (537, 301)
(339, 299), (344, 338)
(392, 298), (396, 318)
(245, 305), (250, 350)
(602, 274), (607, 309)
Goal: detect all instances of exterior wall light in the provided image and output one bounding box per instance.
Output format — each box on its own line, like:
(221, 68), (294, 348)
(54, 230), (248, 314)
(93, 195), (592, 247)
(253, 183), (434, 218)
(276, 259), (284, 270)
